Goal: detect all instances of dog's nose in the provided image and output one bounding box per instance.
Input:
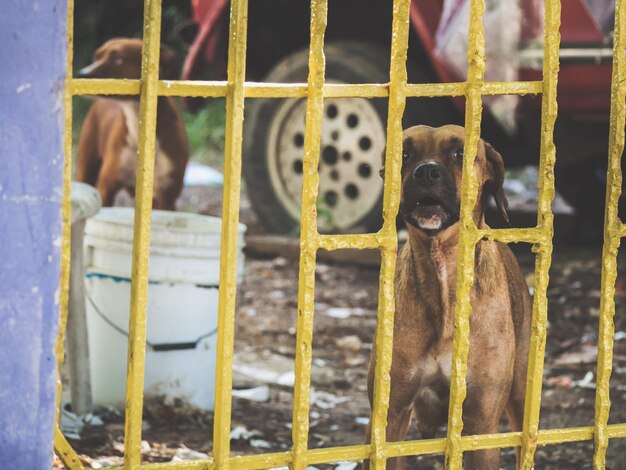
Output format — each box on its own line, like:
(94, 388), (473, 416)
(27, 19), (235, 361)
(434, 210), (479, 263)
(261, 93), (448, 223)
(413, 162), (441, 183)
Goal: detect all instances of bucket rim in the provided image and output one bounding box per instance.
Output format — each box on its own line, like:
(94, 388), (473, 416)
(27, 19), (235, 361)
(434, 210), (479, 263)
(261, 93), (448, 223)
(86, 207), (248, 235)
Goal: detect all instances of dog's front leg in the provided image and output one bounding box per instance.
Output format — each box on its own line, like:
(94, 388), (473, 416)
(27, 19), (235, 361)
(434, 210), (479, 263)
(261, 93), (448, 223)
(461, 399), (505, 470)
(463, 448), (500, 470)
(363, 405), (412, 470)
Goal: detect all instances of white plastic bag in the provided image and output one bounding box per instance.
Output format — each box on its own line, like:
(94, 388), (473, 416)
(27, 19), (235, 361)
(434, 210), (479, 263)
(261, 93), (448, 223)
(434, 0), (525, 133)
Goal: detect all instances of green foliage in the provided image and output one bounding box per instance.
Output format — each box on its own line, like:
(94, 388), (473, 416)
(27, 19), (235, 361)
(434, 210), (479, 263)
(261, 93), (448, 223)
(182, 99), (226, 167)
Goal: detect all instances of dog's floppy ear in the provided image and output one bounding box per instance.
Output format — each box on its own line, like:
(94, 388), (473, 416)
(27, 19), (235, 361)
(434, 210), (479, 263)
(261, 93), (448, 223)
(484, 141), (510, 225)
(159, 45), (179, 80)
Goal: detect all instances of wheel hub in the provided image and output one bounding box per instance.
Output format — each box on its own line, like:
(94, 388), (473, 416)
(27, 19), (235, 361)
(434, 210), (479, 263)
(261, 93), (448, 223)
(267, 97), (386, 232)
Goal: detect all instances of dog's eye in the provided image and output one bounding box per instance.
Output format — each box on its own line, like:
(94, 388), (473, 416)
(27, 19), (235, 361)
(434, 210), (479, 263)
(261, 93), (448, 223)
(453, 149), (464, 159)
(402, 150), (409, 161)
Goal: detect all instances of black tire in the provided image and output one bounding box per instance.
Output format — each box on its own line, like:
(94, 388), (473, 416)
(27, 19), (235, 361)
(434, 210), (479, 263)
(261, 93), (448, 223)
(243, 41), (453, 234)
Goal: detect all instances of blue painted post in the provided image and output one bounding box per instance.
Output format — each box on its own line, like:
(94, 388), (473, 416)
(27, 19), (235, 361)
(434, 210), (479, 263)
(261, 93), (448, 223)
(0, 0), (67, 467)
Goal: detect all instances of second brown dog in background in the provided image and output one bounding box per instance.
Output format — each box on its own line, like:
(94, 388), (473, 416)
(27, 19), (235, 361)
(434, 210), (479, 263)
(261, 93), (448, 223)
(75, 38), (189, 210)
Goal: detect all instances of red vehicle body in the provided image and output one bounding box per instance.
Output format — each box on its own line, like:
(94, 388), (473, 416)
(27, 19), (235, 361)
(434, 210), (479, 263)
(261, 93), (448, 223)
(182, 0), (616, 240)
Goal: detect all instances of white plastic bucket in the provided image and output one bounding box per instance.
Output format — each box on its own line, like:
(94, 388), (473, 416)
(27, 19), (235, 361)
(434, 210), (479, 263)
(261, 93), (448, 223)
(83, 208), (246, 410)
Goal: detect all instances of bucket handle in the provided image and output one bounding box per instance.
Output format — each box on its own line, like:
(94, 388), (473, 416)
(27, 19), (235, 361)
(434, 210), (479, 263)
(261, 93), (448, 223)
(85, 290), (217, 351)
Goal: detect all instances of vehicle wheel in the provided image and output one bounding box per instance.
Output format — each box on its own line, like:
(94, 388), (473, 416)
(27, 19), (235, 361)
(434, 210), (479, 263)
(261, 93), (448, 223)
(243, 41), (451, 234)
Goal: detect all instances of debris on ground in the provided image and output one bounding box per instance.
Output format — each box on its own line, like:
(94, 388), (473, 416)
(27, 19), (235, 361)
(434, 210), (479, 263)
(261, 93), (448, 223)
(60, 187), (626, 469)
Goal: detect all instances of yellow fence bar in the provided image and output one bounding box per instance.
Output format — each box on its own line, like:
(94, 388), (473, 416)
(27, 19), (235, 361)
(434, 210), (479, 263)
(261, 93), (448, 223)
(593, 0), (626, 466)
(112, 462), (213, 470)
(520, 1), (561, 468)
(56, 0), (74, 434)
(538, 426), (594, 445)
(70, 78), (543, 100)
(100, 421), (626, 470)
(367, 1), (411, 469)
(444, 0), (486, 467)
(478, 227), (547, 245)
(54, 428), (84, 470)
(122, 0), (164, 468)
(607, 422), (626, 438)
(212, 0), (249, 467)
(56, 0), (626, 468)
(228, 451), (291, 469)
(305, 445), (370, 465)
(290, 1), (328, 468)
(54, 0), (86, 467)
(70, 78), (141, 96)
(317, 233), (381, 251)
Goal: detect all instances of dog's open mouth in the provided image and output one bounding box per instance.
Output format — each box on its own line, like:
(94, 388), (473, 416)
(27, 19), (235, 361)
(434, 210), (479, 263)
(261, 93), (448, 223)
(414, 197), (448, 231)
(400, 195), (456, 234)
(416, 197), (440, 208)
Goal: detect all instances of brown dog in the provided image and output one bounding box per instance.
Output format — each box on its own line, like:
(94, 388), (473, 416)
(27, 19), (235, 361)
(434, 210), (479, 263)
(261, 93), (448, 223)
(365, 125), (532, 469)
(75, 38), (189, 210)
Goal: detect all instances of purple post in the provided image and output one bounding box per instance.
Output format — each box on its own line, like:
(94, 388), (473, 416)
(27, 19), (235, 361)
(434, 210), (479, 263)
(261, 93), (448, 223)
(0, 0), (67, 467)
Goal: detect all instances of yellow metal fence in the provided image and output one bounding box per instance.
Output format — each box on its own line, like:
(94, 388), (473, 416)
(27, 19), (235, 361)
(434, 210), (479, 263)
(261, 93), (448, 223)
(54, 0), (626, 468)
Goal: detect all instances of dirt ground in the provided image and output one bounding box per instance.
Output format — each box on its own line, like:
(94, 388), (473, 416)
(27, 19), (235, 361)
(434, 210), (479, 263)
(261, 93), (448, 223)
(57, 186), (626, 469)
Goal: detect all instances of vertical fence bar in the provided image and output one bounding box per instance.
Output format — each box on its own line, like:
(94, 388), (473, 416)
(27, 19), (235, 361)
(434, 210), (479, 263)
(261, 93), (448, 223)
(55, 0), (75, 429)
(122, 0), (163, 468)
(54, 429), (84, 470)
(520, 1), (561, 468)
(592, 0), (626, 466)
(54, 1), (86, 467)
(444, 0), (485, 467)
(367, 0), (410, 468)
(290, 1), (327, 468)
(212, 0), (249, 466)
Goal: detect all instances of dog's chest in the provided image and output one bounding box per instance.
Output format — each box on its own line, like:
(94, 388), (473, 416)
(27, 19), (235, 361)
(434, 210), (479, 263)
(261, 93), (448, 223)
(118, 102), (175, 189)
(416, 349), (452, 388)
(413, 349), (456, 419)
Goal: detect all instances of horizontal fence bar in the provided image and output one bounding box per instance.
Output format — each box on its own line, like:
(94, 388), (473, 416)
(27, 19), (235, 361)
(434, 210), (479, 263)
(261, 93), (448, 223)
(460, 431), (521, 451)
(480, 80), (543, 95)
(101, 422), (626, 470)
(317, 233), (385, 251)
(401, 82), (465, 97)
(537, 426), (593, 445)
(383, 438), (446, 458)
(478, 226), (547, 245)
(68, 79), (542, 99)
(229, 451), (292, 469)
(110, 461), (213, 470)
(306, 444), (371, 465)
(405, 81), (542, 97)
(70, 78), (141, 95)
(608, 422), (626, 438)
(160, 80), (229, 97)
